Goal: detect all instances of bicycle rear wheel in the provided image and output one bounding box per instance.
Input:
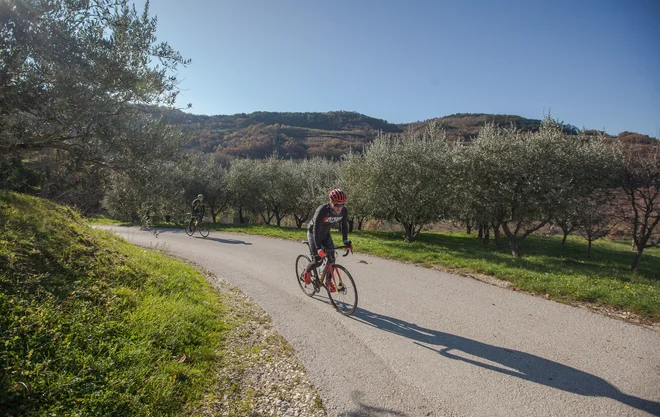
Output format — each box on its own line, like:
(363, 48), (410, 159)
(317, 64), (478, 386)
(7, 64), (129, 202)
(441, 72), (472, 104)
(295, 254), (318, 297)
(327, 264), (358, 315)
(198, 223), (209, 238)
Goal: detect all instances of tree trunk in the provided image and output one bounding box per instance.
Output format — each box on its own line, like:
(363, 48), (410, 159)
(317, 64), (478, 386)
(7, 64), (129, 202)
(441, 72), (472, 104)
(294, 215), (305, 228)
(493, 225), (502, 248)
(357, 218), (363, 230)
(587, 240), (592, 257)
(501, 223), (521, 257)
(238, 207), (245, 224)
(210, 210), (217, 223)
(508, 236), (521, 257)
(631, 246), (645, 271)
(466, 223), (472, 235)
(403, 223), (416, 242)
(276, 214), (284, 227)
(261, 212), (274, 224)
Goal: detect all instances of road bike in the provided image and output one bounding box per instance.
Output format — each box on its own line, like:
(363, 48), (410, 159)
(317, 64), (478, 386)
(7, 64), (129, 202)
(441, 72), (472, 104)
(186, 215), (209, 238)
(295, 242), (358, 316)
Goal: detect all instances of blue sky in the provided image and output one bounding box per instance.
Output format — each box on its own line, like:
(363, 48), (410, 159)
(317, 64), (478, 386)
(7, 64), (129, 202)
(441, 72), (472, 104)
(142, 0), (660, 137)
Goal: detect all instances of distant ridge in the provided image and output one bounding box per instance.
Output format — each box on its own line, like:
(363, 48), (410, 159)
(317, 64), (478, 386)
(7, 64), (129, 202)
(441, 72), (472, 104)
(399, 113), (544, 141)
(148, 107), (657, 159)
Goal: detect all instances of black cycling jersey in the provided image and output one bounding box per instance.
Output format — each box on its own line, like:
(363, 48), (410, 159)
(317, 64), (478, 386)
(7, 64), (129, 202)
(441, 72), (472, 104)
(191, 198), (205, 217)
(307, 203), (348, 249)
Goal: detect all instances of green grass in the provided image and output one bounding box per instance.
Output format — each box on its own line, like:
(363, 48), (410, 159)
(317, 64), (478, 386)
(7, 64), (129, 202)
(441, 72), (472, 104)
(354, 230), (659, 320)
(149, 221), (660, 321)
(0, 192), (244, 416)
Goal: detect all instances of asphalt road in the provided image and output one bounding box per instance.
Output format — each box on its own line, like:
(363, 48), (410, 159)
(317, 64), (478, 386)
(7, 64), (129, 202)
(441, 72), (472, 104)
(102, 226), (660, 417)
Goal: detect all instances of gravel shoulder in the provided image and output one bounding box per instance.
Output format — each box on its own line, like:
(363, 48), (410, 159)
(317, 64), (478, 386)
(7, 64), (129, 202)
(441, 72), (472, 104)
(189, 261), (327, 417)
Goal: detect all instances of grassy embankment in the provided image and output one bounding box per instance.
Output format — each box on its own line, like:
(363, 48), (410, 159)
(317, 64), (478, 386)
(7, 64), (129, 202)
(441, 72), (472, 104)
(0, 192), (310, 416)
(93, 219), (659, 322)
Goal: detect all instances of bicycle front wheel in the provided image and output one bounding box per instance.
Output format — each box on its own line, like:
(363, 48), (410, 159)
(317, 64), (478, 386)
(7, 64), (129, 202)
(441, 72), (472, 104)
(327, 264), (358, 316)
(198, 223), (210, 238)
(295, 254), (318, 297)
(185, 222), (194, 236)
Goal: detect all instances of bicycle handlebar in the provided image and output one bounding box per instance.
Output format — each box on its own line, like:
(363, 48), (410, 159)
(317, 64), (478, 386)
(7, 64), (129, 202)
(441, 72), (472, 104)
(301, 241), (353, 257)
(334, 245), (353, 257)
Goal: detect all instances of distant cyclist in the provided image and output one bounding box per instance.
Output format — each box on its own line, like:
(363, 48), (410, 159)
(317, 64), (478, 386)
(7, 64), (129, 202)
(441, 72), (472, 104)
(301, 189), (352, 289)
(189, 194), (205, 230)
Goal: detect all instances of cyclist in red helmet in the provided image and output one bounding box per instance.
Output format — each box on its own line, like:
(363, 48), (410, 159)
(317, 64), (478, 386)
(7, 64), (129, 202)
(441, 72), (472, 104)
(301, 189), (352, 285)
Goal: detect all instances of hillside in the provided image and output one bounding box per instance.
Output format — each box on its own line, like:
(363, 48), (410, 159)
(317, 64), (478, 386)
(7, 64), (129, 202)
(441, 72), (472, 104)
(400, 113), (543, 141)
(152, 108), (658, 159)
(0, 192), (325, 416)
(156, 109), (402, 159)
(0, 192), (229, 414)
(403, 114), (660, 145)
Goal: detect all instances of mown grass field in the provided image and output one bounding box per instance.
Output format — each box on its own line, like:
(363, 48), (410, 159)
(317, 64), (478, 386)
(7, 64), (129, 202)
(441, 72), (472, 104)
(106, 219), (660, 322)
(0, 193), (272, 416)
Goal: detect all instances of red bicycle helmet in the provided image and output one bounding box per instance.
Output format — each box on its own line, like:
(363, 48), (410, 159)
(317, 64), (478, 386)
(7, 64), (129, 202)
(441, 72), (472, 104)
(328, 189), (347, 204)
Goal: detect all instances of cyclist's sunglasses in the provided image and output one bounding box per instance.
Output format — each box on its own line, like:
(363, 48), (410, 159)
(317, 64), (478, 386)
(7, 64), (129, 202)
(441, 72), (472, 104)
(332, 203), (344, 208)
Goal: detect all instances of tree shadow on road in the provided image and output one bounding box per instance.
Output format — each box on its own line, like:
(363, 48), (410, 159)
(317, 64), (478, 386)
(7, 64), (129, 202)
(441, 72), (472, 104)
(194, 236), (252, 245)
(150, 228), (253, 245)
(352, 308), (660, 416)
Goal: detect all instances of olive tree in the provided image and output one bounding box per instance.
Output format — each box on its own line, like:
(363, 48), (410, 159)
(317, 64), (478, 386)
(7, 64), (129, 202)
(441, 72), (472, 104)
(470, 124), (553, 257)
(552, 204), (581, 247)
(257, 155), (300, 227)
(99, 118), (188, 223)
(183, 155), (229, 223)
(35, 151), (109, 215)
(464, 119), (617, 257)
(1, 0), (188, 156)
(227, 158), (264, 224)
(340, 153), (375, 232)
(103, 159), (186, 224)
(289, 158), (338, 228)
(576, 192), (617, 257)
(551, 131), (620, 247)
(449, 141), (504, 244)
(102, 173), (143, 222)
(619, 144), (660, 270)
(347, 124), (454, 242)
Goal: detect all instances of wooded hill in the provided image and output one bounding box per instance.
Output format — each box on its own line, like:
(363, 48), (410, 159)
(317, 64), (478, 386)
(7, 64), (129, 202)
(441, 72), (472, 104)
(152, 108), (658, 160)
(153, 109), (401, 159)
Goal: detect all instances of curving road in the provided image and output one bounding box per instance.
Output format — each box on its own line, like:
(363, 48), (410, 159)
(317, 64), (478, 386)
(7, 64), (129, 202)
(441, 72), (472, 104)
(103, 227), (660, 417)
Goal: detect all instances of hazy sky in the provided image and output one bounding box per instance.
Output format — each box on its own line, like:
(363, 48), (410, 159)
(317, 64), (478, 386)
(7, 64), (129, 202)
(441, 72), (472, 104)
(141, 0), (660, 137)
